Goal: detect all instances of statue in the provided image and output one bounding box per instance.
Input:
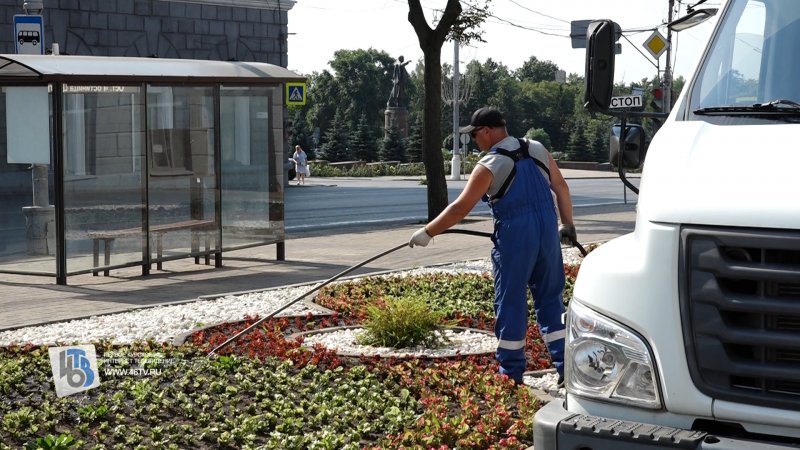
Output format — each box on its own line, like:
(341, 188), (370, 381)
(387, 55), (410, 108)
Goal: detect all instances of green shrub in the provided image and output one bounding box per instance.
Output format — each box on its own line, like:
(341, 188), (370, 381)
(23, 434), (77, 450)
(307, 161), (477, 178)
(357, 295), (454, 349)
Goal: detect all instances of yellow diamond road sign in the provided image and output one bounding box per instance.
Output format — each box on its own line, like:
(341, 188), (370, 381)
(644, 30), (668, 60)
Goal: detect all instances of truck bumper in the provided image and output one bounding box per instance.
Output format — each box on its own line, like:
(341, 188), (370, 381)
(534, 400), (800, 449)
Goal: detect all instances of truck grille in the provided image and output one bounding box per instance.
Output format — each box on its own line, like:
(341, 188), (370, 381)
(680, 226), (800, 410)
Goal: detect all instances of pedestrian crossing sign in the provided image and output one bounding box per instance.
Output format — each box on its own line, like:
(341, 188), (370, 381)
(286, 82), (306, 106)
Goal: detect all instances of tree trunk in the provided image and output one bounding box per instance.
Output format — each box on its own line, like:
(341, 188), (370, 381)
(406, 0), (461, 221)
(421, 48), (448, 220)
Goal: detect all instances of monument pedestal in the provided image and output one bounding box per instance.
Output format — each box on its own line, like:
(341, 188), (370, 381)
(384, 107), (409, 139)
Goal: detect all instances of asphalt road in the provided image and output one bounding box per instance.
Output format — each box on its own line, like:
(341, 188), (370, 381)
(284, 176), (639, 232)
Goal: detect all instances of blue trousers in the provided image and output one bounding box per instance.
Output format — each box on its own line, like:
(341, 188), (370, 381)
(488, 157), (566, 383)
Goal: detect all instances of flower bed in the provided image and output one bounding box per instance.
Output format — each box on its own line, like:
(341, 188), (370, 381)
(0, 265), (581, 449)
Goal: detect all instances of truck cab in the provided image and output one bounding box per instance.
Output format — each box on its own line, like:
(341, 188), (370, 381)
(535, 0), (800, 448)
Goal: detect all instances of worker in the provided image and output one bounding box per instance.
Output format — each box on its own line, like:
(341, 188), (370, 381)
(409, 107), (576, 384)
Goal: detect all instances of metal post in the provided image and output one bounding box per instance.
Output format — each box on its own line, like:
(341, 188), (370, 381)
(18, 0), (55, 259)
(450, 41), (461, 181)
(53, 83), (66, 284)
(664, 0), (674, 113)
(26, 0), (46, 209)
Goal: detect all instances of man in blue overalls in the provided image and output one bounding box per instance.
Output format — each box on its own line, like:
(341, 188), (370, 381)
(409, 107), (576, 384)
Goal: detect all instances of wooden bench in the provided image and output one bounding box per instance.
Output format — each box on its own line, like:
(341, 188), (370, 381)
(87, 219), (217, 276)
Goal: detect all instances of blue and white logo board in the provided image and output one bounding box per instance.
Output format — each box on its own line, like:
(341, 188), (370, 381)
(49, 345), (101, 397)
(14, 15), (44, 55)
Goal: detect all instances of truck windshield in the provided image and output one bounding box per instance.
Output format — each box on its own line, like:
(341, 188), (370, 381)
(690, 0), (800, 117)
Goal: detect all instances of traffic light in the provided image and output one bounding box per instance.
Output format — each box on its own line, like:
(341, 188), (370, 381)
(650, 88), (664, 112)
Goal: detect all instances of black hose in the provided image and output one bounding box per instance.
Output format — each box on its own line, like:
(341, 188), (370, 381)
(445, 228), (588, 256)
(207, 228), (586, 356)
(441, 229), (491, 238)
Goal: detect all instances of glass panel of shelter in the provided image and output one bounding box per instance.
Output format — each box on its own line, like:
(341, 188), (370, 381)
(62, 84), (146, 276)
(0, 85), (56, 276)
(146, 85), (218, 270)
(220, 86), (278, 249)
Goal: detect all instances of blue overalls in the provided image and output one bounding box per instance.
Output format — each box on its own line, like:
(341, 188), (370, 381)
(485, 140), (566, 384)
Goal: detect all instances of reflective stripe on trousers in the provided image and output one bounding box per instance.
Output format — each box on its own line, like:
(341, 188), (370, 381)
(488, 155), (566, 383)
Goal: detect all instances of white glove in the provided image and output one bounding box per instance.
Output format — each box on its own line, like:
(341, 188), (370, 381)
(409, 227), (433, 247)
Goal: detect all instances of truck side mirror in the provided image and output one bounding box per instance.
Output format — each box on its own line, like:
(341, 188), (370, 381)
(609, 124), (646, 169)
(584, 20), (617, 112)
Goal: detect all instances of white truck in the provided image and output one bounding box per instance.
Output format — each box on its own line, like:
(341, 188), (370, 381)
(535, 0), (800, 448)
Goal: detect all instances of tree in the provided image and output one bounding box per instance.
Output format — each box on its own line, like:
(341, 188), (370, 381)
(379, 126), (407, 162)
(525, 127), (552, 149)
(329, 48), (395, 131)
(514, 56), (560, 83)
(307, 70), (340, 148)
(318, 110), (351, 162)
(350, 114), (378, 162)
(289, 108), (314, 159)
(590, 126), (607, 163)
(406, 0), (489, 221)
(566, 121), (592, 161)
(462, 59), (511, 115)
(406, 116), (424, 163)
(304, 50), (397, 156)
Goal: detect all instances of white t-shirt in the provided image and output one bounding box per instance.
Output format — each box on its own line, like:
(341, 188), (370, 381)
(477, 136), (551, 198)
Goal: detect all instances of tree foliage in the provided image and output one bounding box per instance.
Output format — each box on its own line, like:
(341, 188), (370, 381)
(379, 126), (407, 163)
(289, 109), (314, 159)
(318, 110), (351, 162)
(406, 116), (424, 163)
(515, 56), (560, 83)
(351, 114), (378, 162)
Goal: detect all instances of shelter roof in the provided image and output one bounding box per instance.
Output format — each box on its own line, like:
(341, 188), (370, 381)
(0, 54), (305, 83)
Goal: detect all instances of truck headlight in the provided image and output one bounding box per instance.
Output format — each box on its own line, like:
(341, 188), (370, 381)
(566, 300), (662, 409)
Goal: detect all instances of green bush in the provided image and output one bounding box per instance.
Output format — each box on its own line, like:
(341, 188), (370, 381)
(357, 295), (454, 349)
(308, 160), (478, 178)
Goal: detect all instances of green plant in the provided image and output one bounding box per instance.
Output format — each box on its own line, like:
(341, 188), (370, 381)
(211, 355), (242, 371)
(357, 295), (454, 349)
(23, 434), (77, 450)
(77, 404), (109, 423)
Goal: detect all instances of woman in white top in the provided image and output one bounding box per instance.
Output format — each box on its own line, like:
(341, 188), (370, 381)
(292, 145), (308, 185)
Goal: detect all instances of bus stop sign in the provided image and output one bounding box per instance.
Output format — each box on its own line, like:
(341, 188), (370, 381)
(14, 15), (44, 55)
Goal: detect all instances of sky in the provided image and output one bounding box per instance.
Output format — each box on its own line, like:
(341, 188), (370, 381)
(286, 0), (721, 84)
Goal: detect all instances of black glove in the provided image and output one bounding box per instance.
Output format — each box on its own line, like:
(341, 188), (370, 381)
(558, 224), (577, 246)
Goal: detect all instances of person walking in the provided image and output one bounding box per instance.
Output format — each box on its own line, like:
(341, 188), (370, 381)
(291, 145), (308, 185)
(408, 107), (576, 385)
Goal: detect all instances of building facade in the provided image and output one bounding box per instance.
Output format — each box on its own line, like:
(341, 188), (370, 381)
(0, 0), (294, 64)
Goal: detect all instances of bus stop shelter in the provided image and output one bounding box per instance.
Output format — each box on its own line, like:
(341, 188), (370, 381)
(0, 54), (303, 284)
